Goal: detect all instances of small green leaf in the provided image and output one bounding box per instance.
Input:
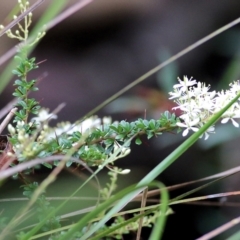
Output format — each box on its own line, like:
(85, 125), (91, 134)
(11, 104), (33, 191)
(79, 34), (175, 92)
(31, 86), (39, 91)
(110, 125), (119, 132)
(147, 131), (154, 139)
(12, 69), (23, 77)
(13, 92), (23, 97)
(14, 55), (22, 62)
(17, 100), (28, 109)
(42, 162), (53, 169)
(135, 137), (142, 145)
(14, 79), (24, 86)
(105, 144), (114, 154)
(66, 161), (73, 167)
(149, 119), (156, 129)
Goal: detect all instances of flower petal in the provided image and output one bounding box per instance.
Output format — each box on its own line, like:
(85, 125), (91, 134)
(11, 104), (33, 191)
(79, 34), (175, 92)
(221, 118), (229, 124)
(231, 119), (239, 128)
(182, 128), (189, 137)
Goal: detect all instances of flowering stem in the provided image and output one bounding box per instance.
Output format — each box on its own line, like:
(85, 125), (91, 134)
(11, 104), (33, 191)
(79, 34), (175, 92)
(0, 0), (44, 38)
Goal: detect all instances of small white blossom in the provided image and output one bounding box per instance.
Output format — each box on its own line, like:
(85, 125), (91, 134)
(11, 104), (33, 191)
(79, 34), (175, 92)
(169, 89), (182, 99)
(120, 169), (131, 174)
(199, 125), (215, 140)
(173, 76), (197, 92)
(80, 117), (101, 133)
(8, 124), (16, 135)
(37, 116), (113, 141)
(31, 108), (57, 124)
(176, 117), (199, 137)
(102, 116), (112, 125)
(221, 117), (240, 128)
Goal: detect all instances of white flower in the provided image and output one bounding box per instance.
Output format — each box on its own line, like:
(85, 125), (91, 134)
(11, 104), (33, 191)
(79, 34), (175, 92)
(31, 108), (57, 123)
(8, 124), (16, 134)
(62, 116), (102, 135)
(169, 89), (182, 99)
(221, 117), (240, 128)
(80, 117), (101, 133)
(229, 80), (240, 94)
(198, 124), (215, 140)
(102, 116), (112, 125)
(37, 116), (113, 142)
(176, 117), (200, 137)
(173, 76), (197, 92)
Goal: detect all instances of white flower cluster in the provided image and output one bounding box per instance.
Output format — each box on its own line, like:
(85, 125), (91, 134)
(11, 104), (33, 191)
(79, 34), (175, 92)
(35, 111), (113, 142)
(169, 76), (240, 140)
(8, 109), (128, 162)
(8, 121), (41, 161)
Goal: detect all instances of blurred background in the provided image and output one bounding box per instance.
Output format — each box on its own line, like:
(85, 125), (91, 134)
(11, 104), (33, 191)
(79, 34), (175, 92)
(1, 0), (240, 239)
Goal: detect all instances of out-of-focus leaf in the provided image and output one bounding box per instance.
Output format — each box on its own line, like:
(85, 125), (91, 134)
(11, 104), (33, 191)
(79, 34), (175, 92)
(157, 48), (179, 93)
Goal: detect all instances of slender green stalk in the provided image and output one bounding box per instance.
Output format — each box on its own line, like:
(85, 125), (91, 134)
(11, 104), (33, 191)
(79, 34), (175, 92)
(149, 182), (169, 240)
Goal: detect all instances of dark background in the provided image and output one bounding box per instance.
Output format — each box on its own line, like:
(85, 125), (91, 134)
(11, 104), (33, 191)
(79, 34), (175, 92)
(1, 0), (240, 239)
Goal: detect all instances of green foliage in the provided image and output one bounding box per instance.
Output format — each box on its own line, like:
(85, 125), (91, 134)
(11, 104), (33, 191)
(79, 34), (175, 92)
(0, 217), (8, 233)
(0, 2), (175, 237)
(2, 1), (240, 240)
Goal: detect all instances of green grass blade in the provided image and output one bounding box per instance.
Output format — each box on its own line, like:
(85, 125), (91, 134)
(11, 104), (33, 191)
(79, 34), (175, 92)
(149, 182), (169, 240)
(57, 184), (149, 240)
(89, 182), (169, 240)
(227, 227), (240, 240)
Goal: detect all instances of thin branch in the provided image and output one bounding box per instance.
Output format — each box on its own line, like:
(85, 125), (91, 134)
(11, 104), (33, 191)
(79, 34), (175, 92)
(46, 0), (93, 30)
(0, 47), (17, 66)
(0, 155), (87, 180)
(196, 216), (240, 240)
(0, 98), (18, 120)
(169, 191), (240, 205)
(136, 187), (148, 240)
(50, 102), (66, 118)
(0, 107), (17, 134)
(0, 197), (99, 202)
(134, 164), (240, 201)
(0, 0), (45, 37)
